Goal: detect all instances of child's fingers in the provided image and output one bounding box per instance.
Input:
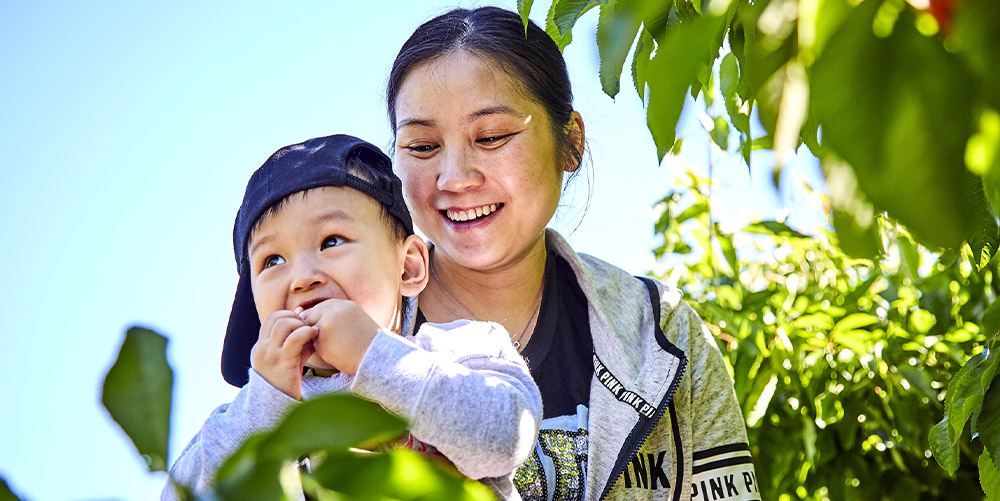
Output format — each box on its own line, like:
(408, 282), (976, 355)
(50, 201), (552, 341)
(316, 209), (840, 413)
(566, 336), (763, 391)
(267, 316), (309, 347)
(283, 324), (319, 351)
(298, 298), (349, 326)
(259, 310), (303, 340)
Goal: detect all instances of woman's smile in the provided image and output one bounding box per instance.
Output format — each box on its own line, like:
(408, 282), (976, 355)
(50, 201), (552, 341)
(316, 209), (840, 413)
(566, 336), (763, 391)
(443, 203), (502, 223)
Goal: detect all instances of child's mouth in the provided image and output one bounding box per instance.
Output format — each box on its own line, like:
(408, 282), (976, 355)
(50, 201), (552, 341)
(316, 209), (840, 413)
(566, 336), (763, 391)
(443, 203), (502, 223)
(297, 297), (329, 311)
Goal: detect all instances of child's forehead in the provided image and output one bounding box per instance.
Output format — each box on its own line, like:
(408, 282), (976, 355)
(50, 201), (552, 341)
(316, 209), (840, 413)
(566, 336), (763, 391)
(249, 186), (385, 242)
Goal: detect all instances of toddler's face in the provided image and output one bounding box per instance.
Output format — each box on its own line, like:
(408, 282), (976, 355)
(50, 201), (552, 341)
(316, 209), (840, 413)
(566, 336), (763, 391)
(248, 186), (407, 369)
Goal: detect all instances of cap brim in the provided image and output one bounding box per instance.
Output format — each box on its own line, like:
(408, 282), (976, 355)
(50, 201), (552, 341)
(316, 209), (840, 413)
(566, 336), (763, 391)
(221, 269), (260, 387)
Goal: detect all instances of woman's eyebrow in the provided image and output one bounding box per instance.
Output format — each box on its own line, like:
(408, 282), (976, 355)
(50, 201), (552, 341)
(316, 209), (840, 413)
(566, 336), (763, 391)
(466, 105), (523, 123)
(396, 105), (524, 131)
(397, 117), (435, 129)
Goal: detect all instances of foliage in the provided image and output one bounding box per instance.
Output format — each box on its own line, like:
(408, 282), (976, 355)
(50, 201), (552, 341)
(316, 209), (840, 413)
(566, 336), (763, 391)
(0, 478), (20, 501)
(2, 326), (494, 501)
(651, 171), (998, 499)
(521, 0), (1000, 257)
(520, 0), (1000, 496)
(102, 326), (173, 472)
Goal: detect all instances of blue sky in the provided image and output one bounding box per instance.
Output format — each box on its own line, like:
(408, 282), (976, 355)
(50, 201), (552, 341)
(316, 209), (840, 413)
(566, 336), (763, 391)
(0, 1), (820, 499)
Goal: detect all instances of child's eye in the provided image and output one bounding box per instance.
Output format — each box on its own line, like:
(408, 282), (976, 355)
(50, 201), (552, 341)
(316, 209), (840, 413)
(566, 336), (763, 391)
(262, 255), (285, 269)
(321, 236), (344, 250)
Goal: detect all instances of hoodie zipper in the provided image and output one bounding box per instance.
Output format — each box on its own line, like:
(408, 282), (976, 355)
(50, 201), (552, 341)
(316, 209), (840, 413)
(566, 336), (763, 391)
(597, 355), (687, 500)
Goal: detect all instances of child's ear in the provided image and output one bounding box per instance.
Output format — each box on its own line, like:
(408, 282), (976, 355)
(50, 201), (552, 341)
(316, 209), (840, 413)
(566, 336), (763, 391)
(399, 235), (429, 297)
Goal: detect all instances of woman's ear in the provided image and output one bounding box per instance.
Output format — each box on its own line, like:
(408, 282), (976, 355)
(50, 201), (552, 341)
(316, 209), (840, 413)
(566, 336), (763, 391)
(399, 235), (429, 297)
(564, 111), (585, 173)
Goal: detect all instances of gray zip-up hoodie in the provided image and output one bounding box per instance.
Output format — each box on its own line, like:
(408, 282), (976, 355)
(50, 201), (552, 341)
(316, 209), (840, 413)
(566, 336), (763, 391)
(163, 319), (541, 500)
(539, 231), (759, 501)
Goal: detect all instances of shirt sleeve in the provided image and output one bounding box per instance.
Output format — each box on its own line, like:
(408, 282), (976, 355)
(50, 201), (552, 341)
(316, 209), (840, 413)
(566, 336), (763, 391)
(350, 321), (543, 480)
(678, 302), (761, 500)
(161, 369), (298, 499)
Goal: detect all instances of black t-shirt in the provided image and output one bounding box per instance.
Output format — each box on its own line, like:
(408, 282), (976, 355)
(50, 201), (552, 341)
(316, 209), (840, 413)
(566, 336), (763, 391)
(416, 251), (595, 500)
(521, 250), (593, 417)
(414, 250), (594, 417)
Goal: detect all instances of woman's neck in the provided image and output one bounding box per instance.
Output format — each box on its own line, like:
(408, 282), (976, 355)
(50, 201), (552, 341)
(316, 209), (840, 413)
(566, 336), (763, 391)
(422, 237), (547, 345)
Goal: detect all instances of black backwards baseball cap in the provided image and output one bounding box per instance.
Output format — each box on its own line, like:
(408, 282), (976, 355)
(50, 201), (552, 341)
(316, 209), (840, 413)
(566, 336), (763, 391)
(221, 134), (413, 387)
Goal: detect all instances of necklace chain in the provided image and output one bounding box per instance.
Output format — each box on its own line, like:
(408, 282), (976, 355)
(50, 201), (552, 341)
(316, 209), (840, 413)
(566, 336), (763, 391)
(429, 255), (542, 350)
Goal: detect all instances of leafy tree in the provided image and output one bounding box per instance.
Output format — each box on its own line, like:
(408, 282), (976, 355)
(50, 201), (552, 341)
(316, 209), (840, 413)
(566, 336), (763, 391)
(653, 170), (995, 498)
(518, 0), (1000, 496)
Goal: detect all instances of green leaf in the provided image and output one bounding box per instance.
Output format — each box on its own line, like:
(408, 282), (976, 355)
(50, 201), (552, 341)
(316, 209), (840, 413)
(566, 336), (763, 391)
(832, 330), (874, 356)
(717, 226), (739, 274)
(309, 449), (492, 501)
(951, 0), (1000, 110)
(982, 299), (1000, 340)
(597, 0), (642, 98)
(631, 28), (655, 100)
(676, 201), (708, 224)
(720, 52), (750, 138)
(978, 381), (1000, 472)
(930, 348), (1000, 473)
(101, 326), (172, 472)
(802, 414), (818, 465)
(545, 1), (574, 51)
(967, 109), (1000, 178)
(930, 416), (960, 474)
(711, 115), (730, 151)
(742, 221), (809, 239)
(909, 309), (937, 334)
(810, 2), (977, 249)
(0, 476), (22, 501)
(214, 435), (284, 500)
(831, 313), (879, 333)
(831, 208), (881, 259)
(261, 393), (407, 461)
(743, 3), (795, 98)
(215, 394), (408, 499)
(517, 0), (535, 34)
(549, 0), (603, 38)
(646, 13), (726, 160)
(967, 173), (999, 271)
(791, 313), (835, 331)
(982, 450), (1000, 500)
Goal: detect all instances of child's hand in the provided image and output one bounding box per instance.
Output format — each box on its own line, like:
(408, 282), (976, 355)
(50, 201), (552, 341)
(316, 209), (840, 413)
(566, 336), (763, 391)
(250, 310), (318, 400)
(299, 299), (380, 375)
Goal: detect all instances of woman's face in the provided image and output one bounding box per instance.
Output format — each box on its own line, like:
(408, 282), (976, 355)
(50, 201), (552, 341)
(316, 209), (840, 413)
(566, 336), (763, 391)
(393, 51), (569, 272)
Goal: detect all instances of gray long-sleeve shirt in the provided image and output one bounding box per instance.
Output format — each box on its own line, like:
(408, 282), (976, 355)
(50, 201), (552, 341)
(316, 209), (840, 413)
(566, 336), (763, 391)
(164, 319), (541, 500)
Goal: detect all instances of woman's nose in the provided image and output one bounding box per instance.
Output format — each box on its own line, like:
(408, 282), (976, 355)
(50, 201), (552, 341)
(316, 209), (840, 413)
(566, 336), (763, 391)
(436, 147), (484, 192)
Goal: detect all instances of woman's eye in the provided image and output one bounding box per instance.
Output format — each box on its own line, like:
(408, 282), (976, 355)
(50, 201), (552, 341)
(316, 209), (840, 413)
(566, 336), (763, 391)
(477, 133), (513, 145)
(321, 236), (343, 249)
(407, 143), (438, 154)
(263, 255), (285, 269)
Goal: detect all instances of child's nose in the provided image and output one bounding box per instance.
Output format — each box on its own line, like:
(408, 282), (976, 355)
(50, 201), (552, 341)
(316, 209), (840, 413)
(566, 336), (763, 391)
(290, 264), (326, 292)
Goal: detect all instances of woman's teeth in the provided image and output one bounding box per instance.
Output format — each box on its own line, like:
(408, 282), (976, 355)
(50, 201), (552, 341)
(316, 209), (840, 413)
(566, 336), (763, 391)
(446, 204), (498, 222)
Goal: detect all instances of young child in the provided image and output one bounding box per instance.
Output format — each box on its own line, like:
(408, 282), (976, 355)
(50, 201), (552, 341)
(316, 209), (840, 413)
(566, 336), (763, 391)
(164, 134), (541, 500)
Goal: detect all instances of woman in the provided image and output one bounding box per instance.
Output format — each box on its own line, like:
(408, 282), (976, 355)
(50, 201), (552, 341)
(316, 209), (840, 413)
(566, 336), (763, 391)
(388, 7), (758, 501)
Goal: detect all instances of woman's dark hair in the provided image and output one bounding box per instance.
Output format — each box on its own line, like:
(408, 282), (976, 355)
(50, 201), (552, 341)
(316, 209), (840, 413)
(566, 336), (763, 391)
(386, 6), (583, 175)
